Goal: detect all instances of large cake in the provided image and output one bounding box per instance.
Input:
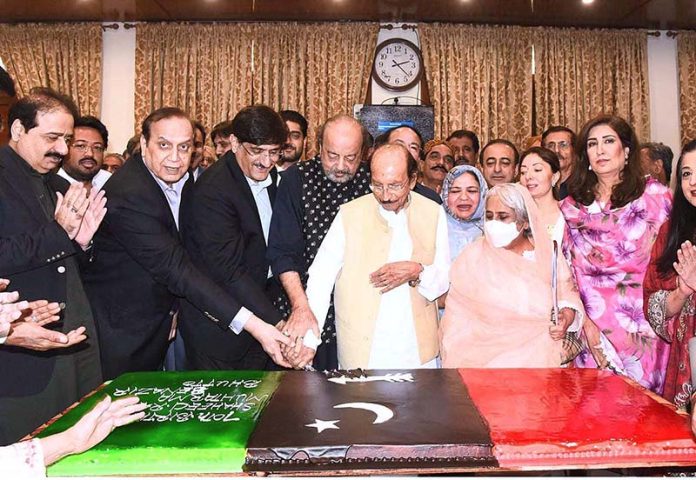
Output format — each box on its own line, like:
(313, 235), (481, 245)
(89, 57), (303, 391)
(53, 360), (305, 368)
(41, 370), (282, 476)
(244, 369), (498, 473)
(36, 368), (696, 476)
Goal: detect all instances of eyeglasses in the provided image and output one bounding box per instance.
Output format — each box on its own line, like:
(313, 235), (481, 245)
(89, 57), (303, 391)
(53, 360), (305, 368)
(240, 142), (281, 161)
(71, 142), (105, 154)
(369, 181), (409, 194)
(544, 141), (571, 151)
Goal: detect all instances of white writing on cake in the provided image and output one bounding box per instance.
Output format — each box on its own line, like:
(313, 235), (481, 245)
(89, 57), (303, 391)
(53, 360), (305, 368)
(112, 379), (268, 423)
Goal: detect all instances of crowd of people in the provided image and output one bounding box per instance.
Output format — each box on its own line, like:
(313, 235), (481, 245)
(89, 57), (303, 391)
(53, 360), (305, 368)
(1, 67), (696, 473)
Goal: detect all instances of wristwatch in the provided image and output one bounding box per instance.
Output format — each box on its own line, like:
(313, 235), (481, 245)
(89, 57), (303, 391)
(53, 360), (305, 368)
(408, 264), (424, 288)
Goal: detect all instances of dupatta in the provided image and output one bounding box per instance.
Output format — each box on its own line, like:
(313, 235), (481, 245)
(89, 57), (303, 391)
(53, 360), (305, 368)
(440, 165), (488, 262)
(440, 184), (585, 368)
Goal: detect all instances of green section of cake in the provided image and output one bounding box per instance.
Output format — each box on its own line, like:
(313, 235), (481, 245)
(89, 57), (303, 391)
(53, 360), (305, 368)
(42, 370), (283, 476)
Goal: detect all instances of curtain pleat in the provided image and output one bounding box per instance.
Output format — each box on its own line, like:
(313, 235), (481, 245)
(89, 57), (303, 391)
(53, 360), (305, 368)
(535, 28), (650, 141)
(0, 23), (102, 116)
(419, 24), (534, 148)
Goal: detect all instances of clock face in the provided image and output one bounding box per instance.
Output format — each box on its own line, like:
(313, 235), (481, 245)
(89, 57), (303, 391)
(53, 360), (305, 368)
(372, 39), (423, 92)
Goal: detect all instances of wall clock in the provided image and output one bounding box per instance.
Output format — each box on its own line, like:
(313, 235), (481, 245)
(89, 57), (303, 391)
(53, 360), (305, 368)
(372, 38), (424, 92)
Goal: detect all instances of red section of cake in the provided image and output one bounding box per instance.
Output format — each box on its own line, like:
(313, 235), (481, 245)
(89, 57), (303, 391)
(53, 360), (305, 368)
(459, 368), (696, 469)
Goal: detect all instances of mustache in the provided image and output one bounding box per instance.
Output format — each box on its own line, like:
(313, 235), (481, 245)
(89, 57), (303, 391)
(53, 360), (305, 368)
(431, 165), (448, 173)
(46, 152), (65, 161)
(79, 156), (96, 163)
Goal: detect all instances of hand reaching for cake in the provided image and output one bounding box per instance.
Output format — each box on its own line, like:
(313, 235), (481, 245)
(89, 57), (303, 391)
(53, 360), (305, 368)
(282, 343), (316, 370)
(282, 304), (320, 355)
(41, 395), (147, 466)
(244, 316), (292, 368)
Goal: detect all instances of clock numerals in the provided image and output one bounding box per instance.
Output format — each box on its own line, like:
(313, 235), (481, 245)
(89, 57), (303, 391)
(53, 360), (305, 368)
(373, 39), (422, 91)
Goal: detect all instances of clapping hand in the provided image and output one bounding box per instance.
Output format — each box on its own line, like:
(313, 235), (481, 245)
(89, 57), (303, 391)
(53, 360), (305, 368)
(75, 188), (107, 250)
(0, 277), (83, 352)
(19, 299), (62, 326)
(674, 241), (696, 293)
(6, 323), (87, 351)
(0, 282), (27, 338)
(54, 183), (90, 240)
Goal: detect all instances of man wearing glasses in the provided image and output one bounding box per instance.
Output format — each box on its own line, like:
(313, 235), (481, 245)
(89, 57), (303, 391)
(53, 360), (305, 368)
(179, 105), (292, 370)
(296, 143), (450, 370)
(82, 106), (291, 379)
(541, 126), (577, 200)
(58, 116), (111, 193)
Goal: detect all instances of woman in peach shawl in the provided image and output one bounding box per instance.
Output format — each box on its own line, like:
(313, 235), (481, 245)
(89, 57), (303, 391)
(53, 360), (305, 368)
(440, 183), (585, 368)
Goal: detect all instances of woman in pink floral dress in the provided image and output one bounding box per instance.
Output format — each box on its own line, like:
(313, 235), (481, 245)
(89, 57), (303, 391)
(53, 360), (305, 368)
(561, 115), (672, 394)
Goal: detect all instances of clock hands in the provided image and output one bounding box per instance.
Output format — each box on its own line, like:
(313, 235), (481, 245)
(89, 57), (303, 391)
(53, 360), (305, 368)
(391, 59), (410, 77)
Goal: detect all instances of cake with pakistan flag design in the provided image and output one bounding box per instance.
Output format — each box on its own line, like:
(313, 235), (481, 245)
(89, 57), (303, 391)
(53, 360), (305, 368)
(38, 369), (497, 476)
(40, 370), (283, 476)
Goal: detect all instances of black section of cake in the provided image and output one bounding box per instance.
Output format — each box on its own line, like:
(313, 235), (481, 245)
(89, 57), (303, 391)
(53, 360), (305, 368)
(245, 369), (498, 472)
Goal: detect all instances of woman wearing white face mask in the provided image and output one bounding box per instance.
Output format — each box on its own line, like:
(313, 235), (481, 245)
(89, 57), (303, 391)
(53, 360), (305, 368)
(439, 183), (585, 368)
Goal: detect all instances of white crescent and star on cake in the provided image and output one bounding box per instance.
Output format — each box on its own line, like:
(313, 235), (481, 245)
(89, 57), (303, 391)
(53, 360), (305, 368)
(305, 371), (408, 433)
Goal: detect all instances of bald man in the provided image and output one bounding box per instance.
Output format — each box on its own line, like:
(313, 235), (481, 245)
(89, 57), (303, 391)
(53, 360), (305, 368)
(267, 114), (372, 370)
(300, 143), (450, 369)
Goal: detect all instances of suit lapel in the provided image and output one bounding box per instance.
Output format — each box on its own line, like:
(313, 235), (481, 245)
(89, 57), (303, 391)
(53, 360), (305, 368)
(0, 147), (54, 223)
(178, 173), (195, 235)
(268, 168), (278, 206)
(225, 154), (264, 234)
(133, 155), (178, 234)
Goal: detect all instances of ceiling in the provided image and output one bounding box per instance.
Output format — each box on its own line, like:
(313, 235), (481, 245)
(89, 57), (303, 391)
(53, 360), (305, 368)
(1, 0), (695, 30)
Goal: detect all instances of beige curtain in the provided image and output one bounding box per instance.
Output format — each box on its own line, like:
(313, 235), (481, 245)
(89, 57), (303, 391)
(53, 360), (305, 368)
(0, 23), (102, 116)
(134, 23), (255, 134)
(419, 24), (534, 148)
(535, 28), (650, 141)
(252, 22), (378, 157)
(135, 22), (377, 155)
(678, 31), (696, 146)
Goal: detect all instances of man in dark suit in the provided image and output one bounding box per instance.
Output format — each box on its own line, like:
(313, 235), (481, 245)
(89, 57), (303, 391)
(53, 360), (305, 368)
(0, 88), (106, 443)
(81, 107), (290, 380)
(180, 105), (287, 370)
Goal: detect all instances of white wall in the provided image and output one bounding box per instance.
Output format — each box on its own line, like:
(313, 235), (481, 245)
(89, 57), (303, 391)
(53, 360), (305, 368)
(101, 24), (136, 154)
(647, 33), (681, 156)
(370, 24), (423, 106)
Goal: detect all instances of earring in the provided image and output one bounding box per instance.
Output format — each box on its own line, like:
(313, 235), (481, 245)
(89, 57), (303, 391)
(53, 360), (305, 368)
(588, 164), (592, 171)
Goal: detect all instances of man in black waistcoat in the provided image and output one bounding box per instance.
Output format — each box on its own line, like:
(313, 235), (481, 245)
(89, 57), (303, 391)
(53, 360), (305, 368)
(0, 88), (105, 443)
(267, 115), (371, 370)
(81, 107), (290, 380)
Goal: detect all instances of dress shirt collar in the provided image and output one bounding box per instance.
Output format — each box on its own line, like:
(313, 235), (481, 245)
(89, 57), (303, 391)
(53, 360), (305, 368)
(57, 168), (112, 190)
(245, 174), (273, 192)
(147, 168), (189, 197)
